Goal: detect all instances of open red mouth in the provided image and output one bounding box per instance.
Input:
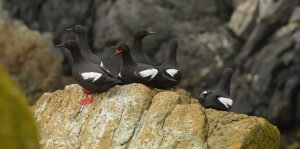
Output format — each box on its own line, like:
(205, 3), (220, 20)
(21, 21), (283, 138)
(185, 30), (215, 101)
(112, 49), (122, 56)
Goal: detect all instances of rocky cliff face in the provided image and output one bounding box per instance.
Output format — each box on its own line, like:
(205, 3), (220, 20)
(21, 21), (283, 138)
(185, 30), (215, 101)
(0, 2), (73, 104)
(34, 84), (280, 148)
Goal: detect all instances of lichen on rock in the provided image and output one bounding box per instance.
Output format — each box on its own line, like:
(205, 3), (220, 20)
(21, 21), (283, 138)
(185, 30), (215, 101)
(34, 83), (280, 148)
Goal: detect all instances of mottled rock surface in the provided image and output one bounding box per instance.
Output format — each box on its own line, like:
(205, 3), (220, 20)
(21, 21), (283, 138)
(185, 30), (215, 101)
(0, 65), (39, 149)
(34, 84), (279, 148)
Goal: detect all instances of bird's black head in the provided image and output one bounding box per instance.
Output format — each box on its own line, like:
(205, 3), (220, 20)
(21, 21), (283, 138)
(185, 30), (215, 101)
(66, 25), (87, 35)
(198, 90), (212, 103)
(134, 29), (155, 39)
(168, 39), (178, 50)
(56, 40), (79, 51)
(223, 68), (233, 78)
(111, 43), (130, 56)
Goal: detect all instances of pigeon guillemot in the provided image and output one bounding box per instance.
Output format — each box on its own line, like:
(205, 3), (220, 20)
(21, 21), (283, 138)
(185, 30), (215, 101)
(156, 39), (182, 87)
(57, 40), (122, 105)
(111, 43), (176, 89)
(198, 68), (234, 111)
(131, 30), (155, 64)
(66, 25), (117, 79)
(66, 25), (106, 66)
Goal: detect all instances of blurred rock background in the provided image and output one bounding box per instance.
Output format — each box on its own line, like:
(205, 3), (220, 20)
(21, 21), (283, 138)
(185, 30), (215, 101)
(1, 0), (300, 148)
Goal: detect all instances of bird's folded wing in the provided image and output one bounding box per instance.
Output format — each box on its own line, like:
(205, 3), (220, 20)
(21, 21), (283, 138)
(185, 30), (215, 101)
(166, 69), (178, 77)
(217, 97), (233, 108)
(134, 68), (158, 81)
(80, 72), (103, 83)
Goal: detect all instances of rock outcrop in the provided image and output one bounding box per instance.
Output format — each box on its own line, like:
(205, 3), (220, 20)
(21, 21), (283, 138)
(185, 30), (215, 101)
(34, 84), (280, 148)
(229, 1), (300, 127)
(0, 65), (39, 149)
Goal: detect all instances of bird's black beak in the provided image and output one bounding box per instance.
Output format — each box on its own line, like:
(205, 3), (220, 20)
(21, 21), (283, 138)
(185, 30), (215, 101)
(56, 44), (64, 48)
(66, 28), (73, 31)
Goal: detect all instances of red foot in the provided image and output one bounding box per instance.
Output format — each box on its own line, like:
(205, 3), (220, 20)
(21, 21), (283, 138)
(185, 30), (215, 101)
(80, 95), (94, 105)
(82, 88), (92, 94)
(80, 98), (93, 105)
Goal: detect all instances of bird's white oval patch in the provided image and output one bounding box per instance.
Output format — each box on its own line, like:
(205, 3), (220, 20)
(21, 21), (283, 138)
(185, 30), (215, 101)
(81, 72), (102, 82)
(138, 68), (158, 80)
(201, 91), (208, 96)
(166, 69), (178, 77)
(118, 73), (122, 78)
(100, 61), (104, 67)
(217, 97), (233, 108)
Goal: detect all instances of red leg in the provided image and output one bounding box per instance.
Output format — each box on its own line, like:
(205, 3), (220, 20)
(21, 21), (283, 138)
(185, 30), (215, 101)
(80, 94), (94, 105)
(82, 88), (92, 94)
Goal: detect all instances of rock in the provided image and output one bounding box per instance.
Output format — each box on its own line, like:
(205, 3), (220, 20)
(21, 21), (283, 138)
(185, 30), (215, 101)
(0, 64), (39, 149)
(34, 83), (279, 148)
(227, 0), (300, 133)
(0, 4), (73, 104)
(290, 6), (300, 22)
(231, 22), (300, 127)
(281, 125), (300, 149)
(228, 0), (259, 40)
(235, 0), (298, 64)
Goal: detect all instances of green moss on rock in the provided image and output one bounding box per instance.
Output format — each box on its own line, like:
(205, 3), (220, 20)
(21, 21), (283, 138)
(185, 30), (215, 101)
(0, 65), (39, 149)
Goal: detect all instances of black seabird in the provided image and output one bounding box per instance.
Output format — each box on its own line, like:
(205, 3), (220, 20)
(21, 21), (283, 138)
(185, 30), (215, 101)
(131, 29), (155, 64)
(156, 39), (182, 87)
(198, 68), (234, 111)
(66, 25), (104, 66)
(57, 40), (122, 105)
(67, 25), (117, 80)
(111, 43), (176, 89)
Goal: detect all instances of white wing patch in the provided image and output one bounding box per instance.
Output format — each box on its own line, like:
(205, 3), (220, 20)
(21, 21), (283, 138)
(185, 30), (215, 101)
(118, 73), (122, 78)
(218, 97), (233, 108)
(100, 61), (104, 67)
(138, 68), (158, 80)
(81, 72), (102, 82)
(166, 69), (178, 77)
